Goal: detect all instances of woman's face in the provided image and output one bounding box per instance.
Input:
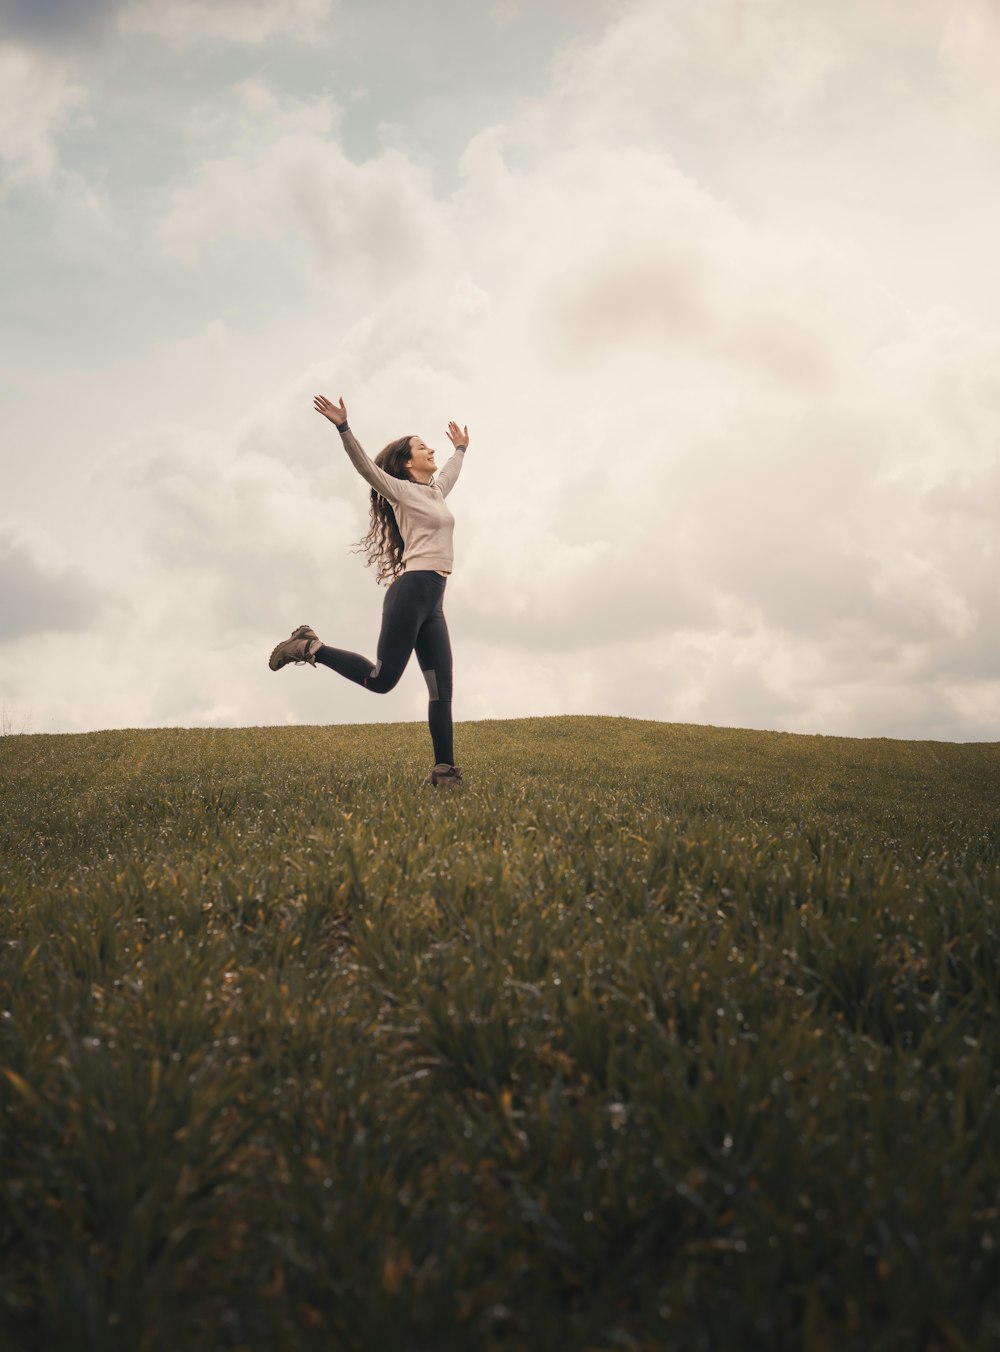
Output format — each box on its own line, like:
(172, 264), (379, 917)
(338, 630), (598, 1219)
(406, 436), (436, 481)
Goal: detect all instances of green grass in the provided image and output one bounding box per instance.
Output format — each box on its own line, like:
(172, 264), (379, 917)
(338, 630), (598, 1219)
(1, 715), (998, 1351)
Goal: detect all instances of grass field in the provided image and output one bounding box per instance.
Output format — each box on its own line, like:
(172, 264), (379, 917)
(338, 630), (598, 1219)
(1, 715), (998, 1351)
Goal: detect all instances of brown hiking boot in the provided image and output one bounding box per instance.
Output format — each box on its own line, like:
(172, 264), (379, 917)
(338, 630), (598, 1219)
(421, 763), (463, 788)
(269, 625), (322, 671)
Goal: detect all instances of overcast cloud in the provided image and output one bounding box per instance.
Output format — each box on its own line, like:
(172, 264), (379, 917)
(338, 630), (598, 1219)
(1, 0), (998, 740)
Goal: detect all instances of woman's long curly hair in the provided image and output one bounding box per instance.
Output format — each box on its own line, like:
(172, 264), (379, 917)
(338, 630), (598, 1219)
(353, 435), (416, 585)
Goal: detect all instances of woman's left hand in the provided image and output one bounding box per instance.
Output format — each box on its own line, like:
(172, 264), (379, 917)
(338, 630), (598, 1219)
(447, 420), (470, 449)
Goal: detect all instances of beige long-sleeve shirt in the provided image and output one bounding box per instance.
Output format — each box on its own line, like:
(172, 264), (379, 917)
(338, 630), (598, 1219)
(337, 424), (466, 574)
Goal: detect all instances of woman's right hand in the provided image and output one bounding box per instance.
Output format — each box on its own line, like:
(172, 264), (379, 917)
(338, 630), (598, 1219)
(314, 394), (347, 425)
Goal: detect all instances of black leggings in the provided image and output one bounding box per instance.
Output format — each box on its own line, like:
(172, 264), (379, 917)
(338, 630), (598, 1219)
(314, 570), (454, 765)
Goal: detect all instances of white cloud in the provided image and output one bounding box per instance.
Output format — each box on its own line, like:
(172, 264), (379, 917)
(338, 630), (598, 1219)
(517, 0), (848, 152)
(0, 44), (85, 187)
(941, 0), (1000, 118)
(154, 80), (446, 284)
(0, 526), (121, 640)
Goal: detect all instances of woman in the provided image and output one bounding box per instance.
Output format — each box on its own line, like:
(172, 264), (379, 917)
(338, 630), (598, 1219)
(268, 394), (469, 788)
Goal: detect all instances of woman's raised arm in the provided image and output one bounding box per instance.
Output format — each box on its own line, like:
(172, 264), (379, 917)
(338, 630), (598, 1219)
(435, 419), (470, 498)
(314, 394), (402, 503)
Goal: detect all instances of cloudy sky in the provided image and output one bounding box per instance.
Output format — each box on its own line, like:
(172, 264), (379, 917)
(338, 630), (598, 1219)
(2, 0), (999, 741)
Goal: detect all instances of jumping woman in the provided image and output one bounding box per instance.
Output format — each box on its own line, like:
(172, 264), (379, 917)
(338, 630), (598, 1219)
(267, 395), (469, 788)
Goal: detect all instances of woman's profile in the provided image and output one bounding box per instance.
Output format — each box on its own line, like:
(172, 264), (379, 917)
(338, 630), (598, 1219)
(268, 395), (470, 788)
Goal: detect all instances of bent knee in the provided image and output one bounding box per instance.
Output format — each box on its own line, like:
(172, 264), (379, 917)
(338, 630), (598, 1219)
(364, 659), (404, 694)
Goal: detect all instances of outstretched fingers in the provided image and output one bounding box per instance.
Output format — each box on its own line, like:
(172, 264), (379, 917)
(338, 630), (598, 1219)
(314, 394), (347, 424)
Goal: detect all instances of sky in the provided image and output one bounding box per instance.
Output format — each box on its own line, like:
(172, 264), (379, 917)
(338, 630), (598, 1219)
(1, 0), (999, 742)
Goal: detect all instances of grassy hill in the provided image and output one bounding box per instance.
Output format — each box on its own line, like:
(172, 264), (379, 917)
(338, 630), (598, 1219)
(1, 716), (998, 1350)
